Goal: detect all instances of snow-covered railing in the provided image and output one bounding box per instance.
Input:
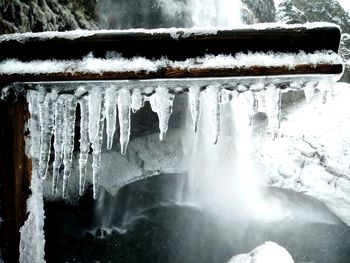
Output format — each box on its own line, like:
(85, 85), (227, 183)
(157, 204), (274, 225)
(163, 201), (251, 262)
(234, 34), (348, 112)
(0, 22), (345, 263)
(0, 22), (344, 86)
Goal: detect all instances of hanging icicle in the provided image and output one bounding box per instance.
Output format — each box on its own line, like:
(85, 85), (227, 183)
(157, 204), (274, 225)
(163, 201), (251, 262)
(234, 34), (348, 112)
(131, 88), (144, 113)
(62, 95), (77, 197)
(265, 84), (282, 139)
(188, 86), (201, 132)
(78, 96), (90, 196)
(153, 87), (175, 141)
(117, 88), (131, 155)
(303, 81), (317, 104)
(52, 96), (65, 195)
(88, 87), (105, 199)
(105, 85), (118, 150)
(38, 92), (55, 179)
(206, 85), (221, 144)
(242, 90), (257, 126)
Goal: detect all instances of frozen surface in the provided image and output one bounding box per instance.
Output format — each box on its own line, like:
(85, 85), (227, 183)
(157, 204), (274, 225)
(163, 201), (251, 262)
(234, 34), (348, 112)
(228, 242), (294, 263)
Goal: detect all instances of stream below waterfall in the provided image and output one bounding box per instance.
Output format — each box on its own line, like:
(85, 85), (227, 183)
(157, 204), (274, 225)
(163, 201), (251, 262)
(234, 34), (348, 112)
(44, 174), (350, 263)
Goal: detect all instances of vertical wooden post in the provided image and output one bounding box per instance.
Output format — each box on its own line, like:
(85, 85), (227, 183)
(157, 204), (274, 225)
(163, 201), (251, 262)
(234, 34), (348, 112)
(0, 93), (31, 262)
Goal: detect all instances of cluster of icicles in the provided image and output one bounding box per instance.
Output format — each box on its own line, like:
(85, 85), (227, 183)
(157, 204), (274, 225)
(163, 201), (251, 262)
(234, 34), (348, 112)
(26, 82), (319, 199)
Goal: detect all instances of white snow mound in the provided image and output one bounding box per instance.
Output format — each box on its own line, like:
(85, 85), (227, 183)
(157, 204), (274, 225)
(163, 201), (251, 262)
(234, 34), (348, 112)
(228, 242), (294, 263)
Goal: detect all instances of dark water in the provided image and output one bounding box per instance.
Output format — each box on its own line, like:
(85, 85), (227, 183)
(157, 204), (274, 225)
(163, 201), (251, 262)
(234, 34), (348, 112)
(44, 174), (350, 263)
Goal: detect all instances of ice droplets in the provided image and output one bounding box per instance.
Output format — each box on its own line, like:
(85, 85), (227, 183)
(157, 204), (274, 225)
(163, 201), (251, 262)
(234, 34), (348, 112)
(27, 83), (288, 199)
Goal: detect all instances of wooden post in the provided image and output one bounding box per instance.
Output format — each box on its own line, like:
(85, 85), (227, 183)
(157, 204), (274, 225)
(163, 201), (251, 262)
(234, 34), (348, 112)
(0, 93), (31, 263)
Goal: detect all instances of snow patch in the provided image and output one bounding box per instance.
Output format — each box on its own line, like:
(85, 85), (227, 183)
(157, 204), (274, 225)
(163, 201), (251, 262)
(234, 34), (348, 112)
(228, 242), (294, 263)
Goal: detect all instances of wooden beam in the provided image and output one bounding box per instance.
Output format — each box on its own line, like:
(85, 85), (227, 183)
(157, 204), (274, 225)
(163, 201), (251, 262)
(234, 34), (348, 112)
(0, 64), (343, 84)
(0, 26), (341, 61)
(0, 94), (31, 263)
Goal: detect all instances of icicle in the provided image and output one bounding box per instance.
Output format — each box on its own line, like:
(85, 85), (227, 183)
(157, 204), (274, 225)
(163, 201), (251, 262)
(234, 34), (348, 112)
(117, 88), (131, 155)
(78, 96), (90, 196)
(153, 87), (175, 141)
(303, 81), (317, 104)
(265, 84), (282, 139)
(188, 86), (201, 132)
(206, 86), (221, 144)
(52, 97), (65, 195)
(131, 88), (144, 113)
(316, 80), (331, 104)
(256, 90), (266, 113)
(220, 89), (232, 104)
(62, 95), (77, 197)
(149, 94), (157, 113)
(241, 90), (257, 126)
(27, 91), (41, 174)
(89, 88), (103, 143)
(38, 92), (55, 179)
(105, 86), (118, 150)
(88, 87), (105, 199)
(21, 90), (45, 263)
(91, 107), (104, 200)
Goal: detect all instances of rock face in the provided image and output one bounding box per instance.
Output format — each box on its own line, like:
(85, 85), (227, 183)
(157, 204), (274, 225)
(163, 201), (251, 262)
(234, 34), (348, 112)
(241, 0), (276, 22)
(0, 0), (98, 34)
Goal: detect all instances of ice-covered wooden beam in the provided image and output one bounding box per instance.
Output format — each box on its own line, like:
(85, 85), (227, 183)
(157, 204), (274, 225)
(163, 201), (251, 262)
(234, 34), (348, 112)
(0, 23), (342, 61)
(0, 23), (344, 87)
(0, 49), (344, 86)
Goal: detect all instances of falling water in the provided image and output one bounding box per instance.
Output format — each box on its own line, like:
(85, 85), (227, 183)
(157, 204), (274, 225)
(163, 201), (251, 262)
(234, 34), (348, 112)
(188, 0), (243, 27)
(179, 0), (270, 220)
(181, 88), (273, 220)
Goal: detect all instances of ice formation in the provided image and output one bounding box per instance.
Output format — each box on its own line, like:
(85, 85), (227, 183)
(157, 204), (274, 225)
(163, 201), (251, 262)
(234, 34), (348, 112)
(24, 81), (327, 201)
(20, 91), (45, 263)
(188, 86), (201, 132)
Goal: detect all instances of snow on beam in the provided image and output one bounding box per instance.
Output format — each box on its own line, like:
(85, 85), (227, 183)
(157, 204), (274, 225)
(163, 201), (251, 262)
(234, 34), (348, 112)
(0, 64), (343, 84)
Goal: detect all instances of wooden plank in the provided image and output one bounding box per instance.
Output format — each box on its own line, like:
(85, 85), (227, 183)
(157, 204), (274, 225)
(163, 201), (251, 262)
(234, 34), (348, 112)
(0, 26), (341, 61)
(0, 94), (31, 263)
(0, 64), (343, 84)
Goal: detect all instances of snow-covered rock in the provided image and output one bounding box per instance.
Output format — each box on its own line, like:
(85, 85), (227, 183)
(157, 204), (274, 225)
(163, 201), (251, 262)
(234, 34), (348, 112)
(228, 242), (294, 263)
(254, 82), (350, 225)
